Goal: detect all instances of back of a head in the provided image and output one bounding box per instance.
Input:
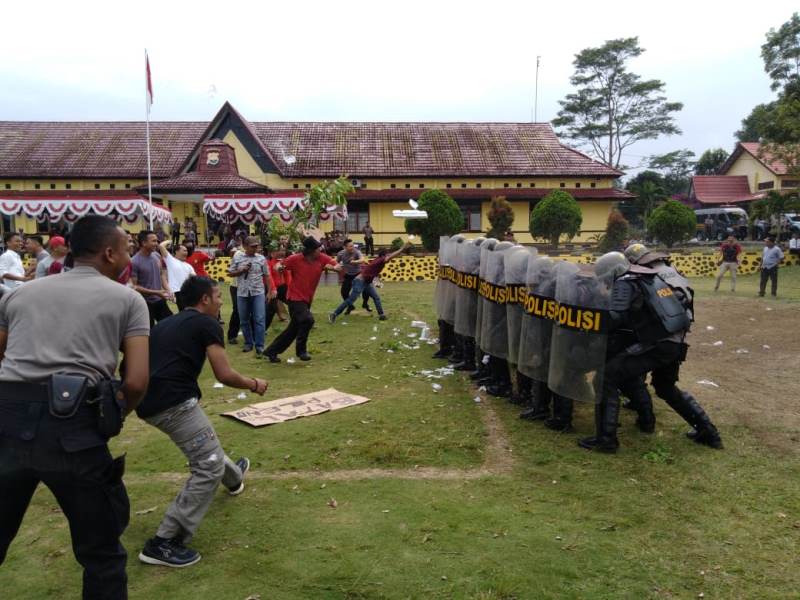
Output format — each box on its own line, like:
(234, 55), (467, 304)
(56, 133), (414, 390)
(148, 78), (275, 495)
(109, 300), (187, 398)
(70, 216), (122, 259)
(180, 275), (218, 307)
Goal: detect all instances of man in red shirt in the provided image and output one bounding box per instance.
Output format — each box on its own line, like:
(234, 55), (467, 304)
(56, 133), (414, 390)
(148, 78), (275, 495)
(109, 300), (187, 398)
(329, 243), (409, 323)
(184, 240), (211, 277)
(264, 237), (341, 362)
(714, 235), (742, 292)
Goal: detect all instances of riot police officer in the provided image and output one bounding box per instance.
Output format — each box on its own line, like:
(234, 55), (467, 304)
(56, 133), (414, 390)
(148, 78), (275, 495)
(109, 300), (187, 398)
(0, 216), (150, 599)
(580, 251), (722, 453)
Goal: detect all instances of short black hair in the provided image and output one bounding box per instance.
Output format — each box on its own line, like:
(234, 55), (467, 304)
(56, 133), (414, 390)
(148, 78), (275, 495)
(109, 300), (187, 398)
(344, 238), (353, 245)
(137, 230), (155, 245)
(3, 231), (20, 244)
(70, 216), (123, 258)
(180, 276), (218, 307)
(27, 235), (44, 247)
(378, 248), (388, 257)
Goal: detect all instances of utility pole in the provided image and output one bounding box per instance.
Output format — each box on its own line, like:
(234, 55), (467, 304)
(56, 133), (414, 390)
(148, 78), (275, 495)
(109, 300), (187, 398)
(534, 56), (541, 122)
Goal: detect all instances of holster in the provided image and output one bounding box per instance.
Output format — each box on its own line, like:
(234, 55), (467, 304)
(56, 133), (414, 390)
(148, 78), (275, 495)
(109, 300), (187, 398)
(91, 379), (126, 438)
(48, 374), (90, 419)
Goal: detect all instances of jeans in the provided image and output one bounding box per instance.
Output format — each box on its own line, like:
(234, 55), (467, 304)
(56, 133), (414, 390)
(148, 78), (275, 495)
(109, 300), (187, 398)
(266, 300), (315, 356)
(0, 396), (129, 600)
(227, 285), (241, 342)
(333, 277), (384, 316)
(341, 273), (370, 307)
(237, 293), (266, 350)
(143, 398), (241, 543)
(759, 267), (778, 296)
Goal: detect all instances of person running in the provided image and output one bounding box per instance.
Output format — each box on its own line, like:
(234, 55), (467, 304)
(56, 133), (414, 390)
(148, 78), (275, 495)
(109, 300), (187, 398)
(263, 237), (341, 363)
(329, 242), (409, 323)
(136, 276), (268, 568)
(336, 239), (370, 314)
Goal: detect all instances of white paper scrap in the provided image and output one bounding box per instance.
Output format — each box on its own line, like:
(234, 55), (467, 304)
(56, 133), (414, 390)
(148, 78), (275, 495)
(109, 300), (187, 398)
(213, 382), (224, 389)
(696, 380), (720, 388)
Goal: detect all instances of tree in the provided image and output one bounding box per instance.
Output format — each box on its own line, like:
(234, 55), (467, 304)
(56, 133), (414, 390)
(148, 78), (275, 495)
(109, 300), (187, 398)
(529, 190), (582, 250)
(646, 200), (696, 248)
(695, 148), (730, 175)
(404, 189), (463, 251)
(623, 170), (668, 226)
(735, 102), (777, 141)
(597, 209), (630, 252)
(647, 149), (696, 195)
(761, 12), (800, 92)
(486, 196), (514, 239)
(552, 37), (683, 170)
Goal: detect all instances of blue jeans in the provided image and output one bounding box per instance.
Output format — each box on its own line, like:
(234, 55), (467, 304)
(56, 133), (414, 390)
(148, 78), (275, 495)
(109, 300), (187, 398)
(237, 293), (266, 349)
(334, 277), (384, 316)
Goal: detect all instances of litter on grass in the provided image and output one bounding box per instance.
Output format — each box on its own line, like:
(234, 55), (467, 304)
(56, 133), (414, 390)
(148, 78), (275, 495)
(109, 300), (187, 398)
(237, 392), (248, 400)
(735, 349), (749, 354)
(712, 341), (724, 346)
(287, 357), (296, 364)
(370, 336), (377, 341)
(706, 326), (715, 331)
(696, 380), (720, 388)
(432, 383), (442, 392)
(473, 396), (482, 403)
(213, 382), (224, 389)
(222, 388), (370, 427)
(763, 345), (771, 350)
(410, 321), (427, 328)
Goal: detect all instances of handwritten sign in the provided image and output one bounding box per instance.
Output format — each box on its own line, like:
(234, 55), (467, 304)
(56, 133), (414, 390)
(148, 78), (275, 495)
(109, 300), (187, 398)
(222, 388), (370, 427)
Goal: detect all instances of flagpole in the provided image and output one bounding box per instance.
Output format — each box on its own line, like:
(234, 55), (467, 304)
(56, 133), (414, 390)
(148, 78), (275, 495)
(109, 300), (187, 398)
(145, 49), (154, 229)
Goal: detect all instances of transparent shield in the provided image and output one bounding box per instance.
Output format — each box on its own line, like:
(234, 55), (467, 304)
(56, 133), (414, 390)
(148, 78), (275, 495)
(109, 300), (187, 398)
(505, 246), (535, 365)
(434, 235), (451, 319)
(442, 236), (465, 325)
(474, 238), (497, 349)
(479, 241), (516, 358)
(518, 256), (558, 382)
(454, 240), (483, 338)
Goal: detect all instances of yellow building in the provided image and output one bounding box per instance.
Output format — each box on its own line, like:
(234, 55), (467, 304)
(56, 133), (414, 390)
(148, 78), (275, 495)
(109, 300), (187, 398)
(0, 102), (631, 245)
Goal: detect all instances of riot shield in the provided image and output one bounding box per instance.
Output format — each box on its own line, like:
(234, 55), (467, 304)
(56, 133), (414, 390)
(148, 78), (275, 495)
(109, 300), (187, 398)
(442, 235), (465, 325)
(547, 262), (611, 403)
(479, 241), (516, 358)
(434, 235), (450, 319)
(474, 238), (497, 349)
(504, 246), (535, 365)
(518, 256), (558, 382)
(454, 238), (483, 338)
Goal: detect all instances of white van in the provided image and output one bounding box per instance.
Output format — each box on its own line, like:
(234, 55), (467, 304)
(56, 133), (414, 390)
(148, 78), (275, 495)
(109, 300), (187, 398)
(695, 207), (748, 241)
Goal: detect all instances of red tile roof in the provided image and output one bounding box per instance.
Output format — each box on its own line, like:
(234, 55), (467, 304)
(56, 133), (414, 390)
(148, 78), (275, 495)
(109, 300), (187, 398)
(0, 103), (622, 180)
(690, 176), (763, 204)
(251, 122), (621, 178)
(720, 142), (789, 176)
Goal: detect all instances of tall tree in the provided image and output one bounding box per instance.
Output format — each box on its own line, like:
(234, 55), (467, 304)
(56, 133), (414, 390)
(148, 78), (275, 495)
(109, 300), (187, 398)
(552, 37), (683, 170)
(695, 148), (730, 175)
(623, 170), (668, 226)
(761, 12), (800, 92)
(647, 149), (695, 195)
(735, 102), (777, 142)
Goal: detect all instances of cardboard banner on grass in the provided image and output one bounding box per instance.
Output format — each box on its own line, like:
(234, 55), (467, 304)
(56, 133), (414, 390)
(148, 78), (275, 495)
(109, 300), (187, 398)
(222, 388), (370, 427)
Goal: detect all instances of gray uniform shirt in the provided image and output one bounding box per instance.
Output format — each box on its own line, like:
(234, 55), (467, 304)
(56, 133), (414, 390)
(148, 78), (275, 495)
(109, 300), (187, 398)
(336, 249), (363, 276)
(35, 250), (52, 279)
(0, 265), (150, 383)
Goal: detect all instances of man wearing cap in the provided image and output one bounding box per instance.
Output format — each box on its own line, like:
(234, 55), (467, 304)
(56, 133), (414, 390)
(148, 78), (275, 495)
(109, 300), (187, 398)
(264, 237), (341, 362)
(46, 236), (70, 275)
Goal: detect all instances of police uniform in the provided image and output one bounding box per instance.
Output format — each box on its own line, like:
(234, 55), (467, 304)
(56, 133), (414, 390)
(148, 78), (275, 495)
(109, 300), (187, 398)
(0, 266), (149, 598)
(581, 252), (722, 452)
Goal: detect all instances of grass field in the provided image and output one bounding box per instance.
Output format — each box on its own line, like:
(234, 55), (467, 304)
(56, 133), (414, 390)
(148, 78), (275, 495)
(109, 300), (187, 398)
(2, 268), (799, 599)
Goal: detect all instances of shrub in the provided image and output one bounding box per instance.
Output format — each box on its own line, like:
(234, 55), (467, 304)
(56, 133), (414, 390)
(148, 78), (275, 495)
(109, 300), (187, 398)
(597, 209), (630, 252)
(646, 200), (696, 248)
(486, 196), (514, 239)
(529, 190), (582, 250)
(390, 237), (404, 251)
(404, 189), (463, 251)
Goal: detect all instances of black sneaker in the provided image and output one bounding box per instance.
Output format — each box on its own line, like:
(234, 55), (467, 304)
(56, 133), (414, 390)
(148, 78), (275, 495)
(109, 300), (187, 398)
(139, 537), (201, 568)
(363, 304), (373, 312)
(227, 457), (250, 496)
(266, 352), (281, 363)
(297, 353), (312, 361)
(344, 306), (354, 315)
(227, 338), (238, 345)
(255, 348), (264, 358)
(328, 312), (337, 324)
(378, 314), (388, 321)
(242, 345), (253, 353)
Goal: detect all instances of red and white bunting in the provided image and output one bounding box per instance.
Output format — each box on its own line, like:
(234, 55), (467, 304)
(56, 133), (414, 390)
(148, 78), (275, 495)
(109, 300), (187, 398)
(0, 196), (173, 223)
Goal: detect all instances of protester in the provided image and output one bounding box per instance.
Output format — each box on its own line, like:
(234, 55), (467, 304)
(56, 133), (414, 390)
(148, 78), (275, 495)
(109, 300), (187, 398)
(226, 239), (244, 344)
(24, 235), (51, 279)
(336, 239), (370, 315)
(228, 236), (274, 355)
(264, 237), (341, 362)
(158, 241), (196, 310)
(329, 242), (410, 323)
(0, 215), (150, 598)
(759, 236), (784, 297)
(131, 230), (173, 326)
(265, 247), (290, 330)
(714, 235), (742, 292)
(45, 236), (68, 275)
(184, 240), (211, 277)
(0, 232), (30, 293)
(362, 221), (375, 255)
(136, 275), (267, 568)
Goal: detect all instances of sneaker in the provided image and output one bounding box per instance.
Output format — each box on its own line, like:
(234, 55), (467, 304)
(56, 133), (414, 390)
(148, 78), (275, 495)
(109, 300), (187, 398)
(227, 338), (239, 345)
(139, 537), (201, 568)
(265, 352), (281, 363)
(255, 348), (264, 358)
(242, 345), (253, 353)
(328, 312), (337, 324)
(227, 457), (250, 496)
(363, 304), (373, 312)
(378, 314), (388, 321)
(344, 306), (354, 315)
(297, 353), (312, 361)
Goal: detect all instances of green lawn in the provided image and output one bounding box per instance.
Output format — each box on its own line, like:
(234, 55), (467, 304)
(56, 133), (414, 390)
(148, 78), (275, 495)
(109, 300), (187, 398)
(2, 270), (799, 599)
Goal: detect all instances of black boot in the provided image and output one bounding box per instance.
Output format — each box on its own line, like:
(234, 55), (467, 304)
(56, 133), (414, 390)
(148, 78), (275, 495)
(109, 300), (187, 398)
(667, 390), (723, 449)
(509, 371), (532, 406)
(622, 376), (655, 434)
(578, 396), (620, 453)
(520, 381), (552, 420)
(453, 337), (477, 371)
(449, 334), (465, 364)
(486, 356), (512, 398)
(432, 320), (453, 359)
(544, 395), (573, 432)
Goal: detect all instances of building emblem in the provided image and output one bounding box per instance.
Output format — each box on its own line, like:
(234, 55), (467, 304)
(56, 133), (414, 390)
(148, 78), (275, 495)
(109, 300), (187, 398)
(206, 151), (220, 166)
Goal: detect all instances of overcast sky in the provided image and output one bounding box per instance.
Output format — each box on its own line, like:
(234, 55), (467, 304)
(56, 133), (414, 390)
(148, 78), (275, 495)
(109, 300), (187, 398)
(1, 0), (796, 176)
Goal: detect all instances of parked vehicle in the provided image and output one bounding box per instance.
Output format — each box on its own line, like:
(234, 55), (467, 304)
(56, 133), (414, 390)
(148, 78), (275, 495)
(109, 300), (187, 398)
(695, 207), (748, 241)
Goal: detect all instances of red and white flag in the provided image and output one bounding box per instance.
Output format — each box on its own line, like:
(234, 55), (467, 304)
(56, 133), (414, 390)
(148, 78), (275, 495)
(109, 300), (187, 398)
(145, 51), (154, 109)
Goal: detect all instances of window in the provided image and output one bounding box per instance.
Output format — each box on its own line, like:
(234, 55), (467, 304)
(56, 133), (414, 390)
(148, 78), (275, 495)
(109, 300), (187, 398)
(94, 183), (100, 189)
(362, 183), (367, 189)
(419, 183), (424, 188)
(125, 183), (130, 189)
(446, 183), (452, 189)
(66, 183), (72, 189)
(4, 184), (10, 189)
(529, 183), (535, 188)
(390, 183), (396, 189)
(559, 182), (566, 188)
(516, 183), (522, 188)
(758, 181), (775, 190)
(293, 183), (299, 189)
(783, 180), (799, 188)
(575, 183), (581, 188)
(476, 183), (481, 189)
(305, 183), (311, 189)
(460, 202), (482, 232)
(109, 183), (115, 189)
(504, 183), (509, 188)
(345, 202), (369, 233)
(461, 183), (467, 188)
(50, 183), (56, 190)
(590, 182), (596, 188)
(405, 183), (411, 189)
(35, 183), (41, 189)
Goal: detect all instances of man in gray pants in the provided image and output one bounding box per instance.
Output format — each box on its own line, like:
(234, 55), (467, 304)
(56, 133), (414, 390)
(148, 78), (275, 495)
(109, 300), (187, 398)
(136, 276), (268, 567)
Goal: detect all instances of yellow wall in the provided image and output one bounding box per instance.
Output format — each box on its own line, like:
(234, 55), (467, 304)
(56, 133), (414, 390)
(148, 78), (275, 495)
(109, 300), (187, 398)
(725, 153), (776, 192)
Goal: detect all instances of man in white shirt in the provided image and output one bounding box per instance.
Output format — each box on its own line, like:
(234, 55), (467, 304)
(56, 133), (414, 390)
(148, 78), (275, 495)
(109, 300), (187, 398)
(158, 241), (196, 310)
(0, 232), (31, 293)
